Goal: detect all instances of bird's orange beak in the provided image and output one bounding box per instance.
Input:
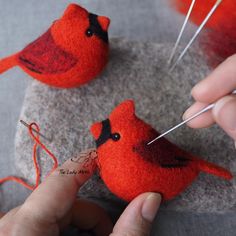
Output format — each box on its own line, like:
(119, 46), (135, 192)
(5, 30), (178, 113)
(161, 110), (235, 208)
(98, 16), (110, 31)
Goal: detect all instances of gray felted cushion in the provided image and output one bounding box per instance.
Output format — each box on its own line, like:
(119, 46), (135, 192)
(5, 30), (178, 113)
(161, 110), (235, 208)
(15, 38), (236, 215)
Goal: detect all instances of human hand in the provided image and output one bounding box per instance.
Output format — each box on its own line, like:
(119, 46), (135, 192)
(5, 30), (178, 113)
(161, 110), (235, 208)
(183, 54), (236, 144)
(0, 150), (161, 236)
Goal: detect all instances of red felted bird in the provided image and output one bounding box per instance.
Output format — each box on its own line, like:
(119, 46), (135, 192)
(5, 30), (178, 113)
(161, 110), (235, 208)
(0, 4), (110, 88)
(90, 100), (233, 201)
(171, 0), (236, 67)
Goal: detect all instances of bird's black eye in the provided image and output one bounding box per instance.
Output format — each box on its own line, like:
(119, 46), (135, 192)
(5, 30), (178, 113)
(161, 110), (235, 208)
(86, 29), (94, 37)
(111, 133), (120, 141)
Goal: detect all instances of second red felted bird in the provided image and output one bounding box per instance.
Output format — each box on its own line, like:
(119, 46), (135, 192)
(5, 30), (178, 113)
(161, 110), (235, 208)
(91, 100), (233, 201)
(0, 3), (110, 88)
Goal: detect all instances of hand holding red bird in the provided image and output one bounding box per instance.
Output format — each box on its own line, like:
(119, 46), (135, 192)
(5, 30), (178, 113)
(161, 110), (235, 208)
(91, 100), (232, 201)
(0, 4), (110, 88)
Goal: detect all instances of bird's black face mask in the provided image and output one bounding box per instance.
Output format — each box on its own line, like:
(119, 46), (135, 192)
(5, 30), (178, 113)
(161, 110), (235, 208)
(95, 119), (120, 148)
(87, 13), (109, 43)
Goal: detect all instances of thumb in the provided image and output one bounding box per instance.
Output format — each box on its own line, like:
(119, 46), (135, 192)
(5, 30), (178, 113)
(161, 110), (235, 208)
(111, 193), (161, 236)
(213, 95), (236, 143)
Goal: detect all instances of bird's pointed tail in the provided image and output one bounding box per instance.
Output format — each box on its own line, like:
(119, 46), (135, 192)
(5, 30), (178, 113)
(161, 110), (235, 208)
(198, 159), (233, 180)
(0, 53), (18, 74)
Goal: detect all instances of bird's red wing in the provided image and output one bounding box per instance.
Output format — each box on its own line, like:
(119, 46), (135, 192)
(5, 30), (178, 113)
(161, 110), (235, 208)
(18, 29), (78, 74)
(133, 129), (191, 168)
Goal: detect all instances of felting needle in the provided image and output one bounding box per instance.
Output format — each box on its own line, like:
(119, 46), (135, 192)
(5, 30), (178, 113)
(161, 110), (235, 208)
(169, 0), (223, 72)
(20, 120), (51, 142)
(167, 0), (196, 65)
(147, 89), (236, 145)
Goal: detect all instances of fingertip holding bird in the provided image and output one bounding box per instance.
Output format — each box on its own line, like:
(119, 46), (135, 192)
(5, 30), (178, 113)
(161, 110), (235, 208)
(112, 192), (161, 236)
(141, 193), (161, 222)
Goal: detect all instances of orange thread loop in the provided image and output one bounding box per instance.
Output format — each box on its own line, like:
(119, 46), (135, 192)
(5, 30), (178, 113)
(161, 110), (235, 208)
(0, 122), (58, 191)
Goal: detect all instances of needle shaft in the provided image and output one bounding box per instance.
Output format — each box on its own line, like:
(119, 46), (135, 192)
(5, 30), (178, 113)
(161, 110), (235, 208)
(147, 89), (236, 145)
(147, 104), (214, 145)
(168, 0), (196, 65)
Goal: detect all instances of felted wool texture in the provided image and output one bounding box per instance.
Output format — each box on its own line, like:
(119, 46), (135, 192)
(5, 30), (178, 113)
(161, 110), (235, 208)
(91, 100), (232, 202)
(15, 38), (236, 214)
(0, 4), (110, 88)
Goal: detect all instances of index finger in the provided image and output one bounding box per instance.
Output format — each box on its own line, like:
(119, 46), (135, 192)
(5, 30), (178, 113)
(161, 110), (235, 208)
(191, 54), (236, 103)
(17, 149), (97, 225)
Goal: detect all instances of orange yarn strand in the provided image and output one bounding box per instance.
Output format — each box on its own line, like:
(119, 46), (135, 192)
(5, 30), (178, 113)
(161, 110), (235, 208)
(0, 122), (58, 191)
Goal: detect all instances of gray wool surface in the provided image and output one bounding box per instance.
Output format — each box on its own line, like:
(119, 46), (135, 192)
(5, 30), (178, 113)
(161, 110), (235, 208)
(15, 38), (236, 215)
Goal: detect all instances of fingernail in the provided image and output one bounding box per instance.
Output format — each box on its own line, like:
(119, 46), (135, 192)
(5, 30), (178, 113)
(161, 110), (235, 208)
(213, 96), (236, 131)
(190, 87), (195, 97)
(190, 84), (200, 99)
(182, 107), (191, 120)
(141, 193), (161, 222)
(191, 81), (206, 97)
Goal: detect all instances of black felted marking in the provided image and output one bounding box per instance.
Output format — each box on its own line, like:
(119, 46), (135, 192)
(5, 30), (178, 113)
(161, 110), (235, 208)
(19, 57), (36, 66)
(96, 119), (112, 148)
(160, 156), (189, 168)
(161, 163), (187, 168)
(19, 56), (43, 74)
(95, 119), (121, 147)
(175, 156), (189, 162)
(88, 13), (108, 43)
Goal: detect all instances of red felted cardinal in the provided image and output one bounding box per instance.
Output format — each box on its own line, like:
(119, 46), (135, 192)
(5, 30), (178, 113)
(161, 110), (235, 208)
(0, 4), (110, 88)
(90, 100), (233, 201)
(171, 0), (236, 67)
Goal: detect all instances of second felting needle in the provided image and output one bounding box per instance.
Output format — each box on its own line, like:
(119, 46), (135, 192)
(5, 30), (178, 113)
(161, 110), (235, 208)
(169, 0), (223, 72)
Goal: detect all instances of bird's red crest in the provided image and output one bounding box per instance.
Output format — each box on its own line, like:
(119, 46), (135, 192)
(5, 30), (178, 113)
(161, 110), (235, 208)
(62, 4), (88, 19)
(98, 16), (110, 31)
(90, 100), (135, 140)
(110, 100), (135, 121)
